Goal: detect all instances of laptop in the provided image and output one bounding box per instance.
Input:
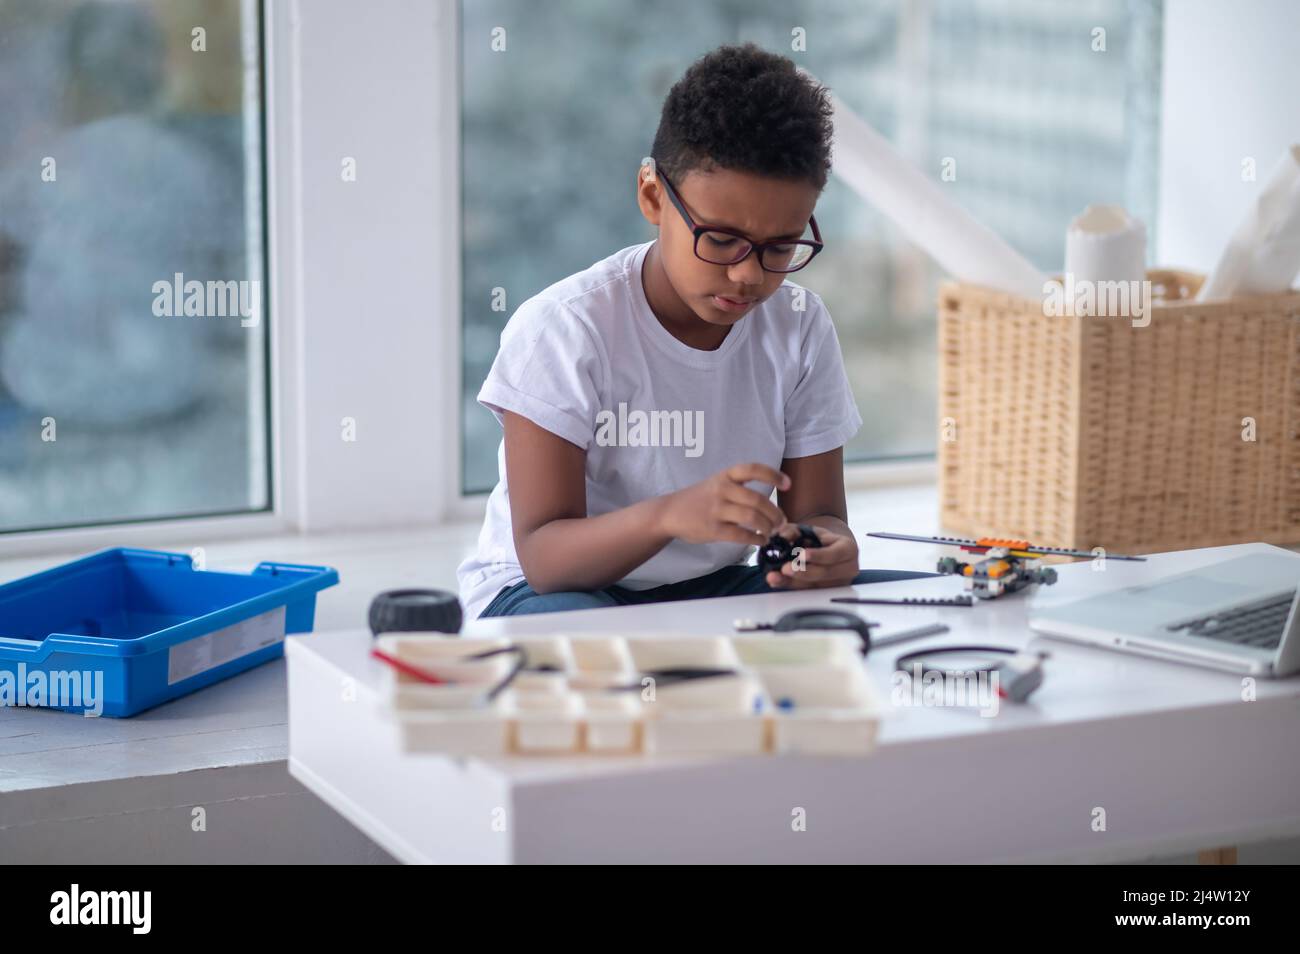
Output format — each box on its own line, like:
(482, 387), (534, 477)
(1028, 553), (1300, 676)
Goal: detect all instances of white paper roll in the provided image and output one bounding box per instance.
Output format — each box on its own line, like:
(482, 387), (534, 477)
(827, 92), (1048, 300)
(1199, 145), (1300, 301)
(1064, 205), (1147, 286)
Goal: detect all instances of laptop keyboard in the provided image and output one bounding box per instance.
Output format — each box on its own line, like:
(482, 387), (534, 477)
(1166, 593), (1295, 650)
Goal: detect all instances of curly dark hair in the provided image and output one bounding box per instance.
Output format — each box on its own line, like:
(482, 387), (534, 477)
(650, 43), (834, 190)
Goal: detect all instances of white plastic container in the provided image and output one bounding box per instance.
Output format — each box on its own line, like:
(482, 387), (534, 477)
(369, 632), (880, 760)
(625, 635), (740, 671)
(640, 670), (767, 756)
(568, 635), (635, 673)
(759, 664), (880, 756)
(384, 706), (511, 756)
(512, 636), (577, 672)
(506, 689), (584, 753)
(733, 632), (861, 667)
(579, 690), (642, 753)
(375, 635), (514, 710)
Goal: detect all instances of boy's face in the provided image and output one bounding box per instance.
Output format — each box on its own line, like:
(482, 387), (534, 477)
(637, 165), (820, 327)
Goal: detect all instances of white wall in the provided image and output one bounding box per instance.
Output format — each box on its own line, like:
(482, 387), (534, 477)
(1157, 0), (1300, 271)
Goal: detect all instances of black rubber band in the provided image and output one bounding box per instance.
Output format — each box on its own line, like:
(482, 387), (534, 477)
(894, 644), (1018, 674)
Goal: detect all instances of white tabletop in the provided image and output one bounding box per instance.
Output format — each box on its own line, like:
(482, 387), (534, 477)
(285, 542), (1300, 863)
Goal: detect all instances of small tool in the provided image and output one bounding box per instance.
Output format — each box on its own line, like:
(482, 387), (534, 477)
(871, 622), (952, 648)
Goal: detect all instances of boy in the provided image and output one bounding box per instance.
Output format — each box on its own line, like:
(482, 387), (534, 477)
(458, 43), (927, 619)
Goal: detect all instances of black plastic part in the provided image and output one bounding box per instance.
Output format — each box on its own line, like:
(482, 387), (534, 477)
(368, 588), (463, 636)
(757, 524), (823, 576)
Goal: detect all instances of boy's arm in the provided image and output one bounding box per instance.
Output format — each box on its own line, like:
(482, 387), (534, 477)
(779, 446), (850, 532)
(504, 411), (788, 594)
(770, 447), (861, 588)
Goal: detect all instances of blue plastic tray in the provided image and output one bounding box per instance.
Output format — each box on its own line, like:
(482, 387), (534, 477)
(0, 548), (338, 717)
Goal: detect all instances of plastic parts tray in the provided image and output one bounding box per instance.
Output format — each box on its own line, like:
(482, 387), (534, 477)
(0, 548), (339, 717)
(373, 631), (880, 758)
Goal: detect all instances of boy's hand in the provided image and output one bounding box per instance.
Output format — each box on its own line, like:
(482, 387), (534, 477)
(658, 463), (789, 546)
(764, 523), (860, 589)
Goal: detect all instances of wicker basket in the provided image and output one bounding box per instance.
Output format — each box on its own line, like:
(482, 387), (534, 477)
(938, 269), (1300, 554)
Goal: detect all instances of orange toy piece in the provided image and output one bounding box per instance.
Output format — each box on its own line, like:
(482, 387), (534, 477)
(985, 560), (1012, 579)
(972, 537), (1031, 552)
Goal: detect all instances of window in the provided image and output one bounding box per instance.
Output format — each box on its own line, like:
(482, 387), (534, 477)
(460, 0), (1163, 493)
(0, 0), (270, 533)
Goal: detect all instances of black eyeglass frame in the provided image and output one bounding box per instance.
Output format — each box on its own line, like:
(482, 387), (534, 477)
(652, 166), (824, 273)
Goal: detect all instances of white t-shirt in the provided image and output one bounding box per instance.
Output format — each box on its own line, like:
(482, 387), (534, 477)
(457, 241), (861, 620)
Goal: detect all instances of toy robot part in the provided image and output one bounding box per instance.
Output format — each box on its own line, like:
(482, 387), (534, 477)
(757, 524), (823, 576)
(369, 588), (463, 636)
(867, 531), (1146, 561)
(831, 595), (974, 607)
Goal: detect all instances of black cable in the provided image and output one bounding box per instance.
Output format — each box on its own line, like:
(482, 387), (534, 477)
(465, 645), (528, 701)
(893, 644), (1018, 674)
(607, 667), (738, 692)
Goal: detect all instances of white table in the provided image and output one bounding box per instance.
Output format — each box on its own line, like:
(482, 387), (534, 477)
(285, 542), (1300, 864)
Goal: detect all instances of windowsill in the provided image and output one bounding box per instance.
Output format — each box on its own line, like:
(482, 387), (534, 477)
(844, 456), (936, 489)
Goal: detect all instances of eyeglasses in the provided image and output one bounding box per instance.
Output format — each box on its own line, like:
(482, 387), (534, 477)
(653, 166), (824, 273)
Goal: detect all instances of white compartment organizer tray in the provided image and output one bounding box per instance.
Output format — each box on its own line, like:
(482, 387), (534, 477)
(371, 631), (880, 758)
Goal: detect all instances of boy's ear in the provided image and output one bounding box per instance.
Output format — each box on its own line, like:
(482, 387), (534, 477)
(635, 159), (663, 227)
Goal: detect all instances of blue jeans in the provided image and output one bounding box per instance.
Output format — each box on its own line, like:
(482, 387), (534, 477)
(478, 564), (936, 618)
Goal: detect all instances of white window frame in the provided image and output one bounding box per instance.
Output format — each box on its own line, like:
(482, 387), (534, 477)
(0, 0), (467, 557)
